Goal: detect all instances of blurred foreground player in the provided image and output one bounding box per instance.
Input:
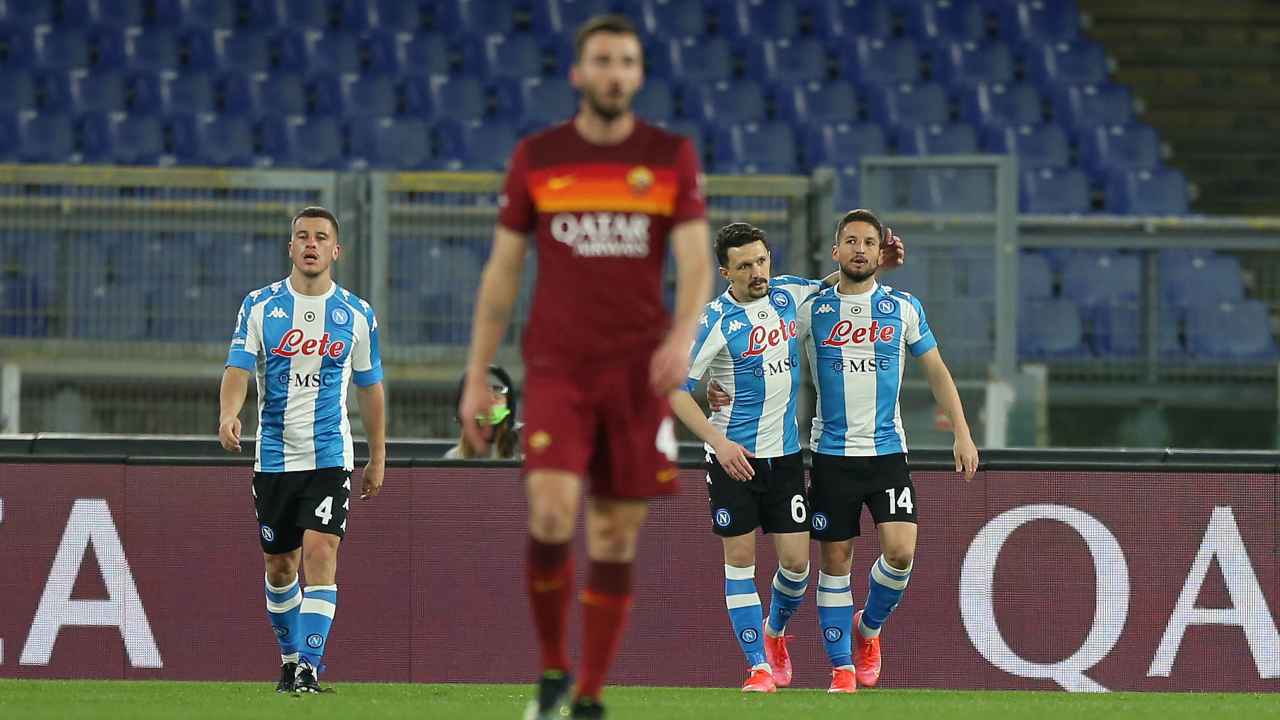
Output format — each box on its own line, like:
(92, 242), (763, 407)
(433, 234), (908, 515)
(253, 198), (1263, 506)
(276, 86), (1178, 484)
(219, 207), (386, 694)
(458, 14), (711, 720)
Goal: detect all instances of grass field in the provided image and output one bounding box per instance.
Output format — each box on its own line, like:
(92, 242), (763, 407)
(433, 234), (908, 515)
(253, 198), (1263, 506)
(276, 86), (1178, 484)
(2, 680), (1278, 720)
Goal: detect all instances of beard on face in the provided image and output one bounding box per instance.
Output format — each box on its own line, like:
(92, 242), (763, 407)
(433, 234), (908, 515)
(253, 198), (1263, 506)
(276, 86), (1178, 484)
(745, 279), (769, 298)
(583, 85), (629, 121)
(840, 258), (877, 282)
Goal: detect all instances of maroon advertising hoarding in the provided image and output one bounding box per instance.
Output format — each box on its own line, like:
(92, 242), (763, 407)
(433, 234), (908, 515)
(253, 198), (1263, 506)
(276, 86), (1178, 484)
(0, 464), (1276, 692)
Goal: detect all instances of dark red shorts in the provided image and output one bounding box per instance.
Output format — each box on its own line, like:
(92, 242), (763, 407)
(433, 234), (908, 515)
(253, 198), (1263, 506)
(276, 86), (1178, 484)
(522, 362), (678, 499)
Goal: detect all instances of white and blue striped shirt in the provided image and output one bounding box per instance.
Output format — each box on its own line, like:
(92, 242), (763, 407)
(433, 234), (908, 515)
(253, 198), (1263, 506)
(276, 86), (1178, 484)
(798, 282), (936, 456)
(226, 277), (383, 473)
(684, 275), (824, 458)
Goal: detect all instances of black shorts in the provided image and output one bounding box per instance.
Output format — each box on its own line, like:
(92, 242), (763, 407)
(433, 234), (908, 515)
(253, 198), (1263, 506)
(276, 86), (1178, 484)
(809, 452), (916, 542)
(706, 451), (809, 537)
(252, 466), (352, 554)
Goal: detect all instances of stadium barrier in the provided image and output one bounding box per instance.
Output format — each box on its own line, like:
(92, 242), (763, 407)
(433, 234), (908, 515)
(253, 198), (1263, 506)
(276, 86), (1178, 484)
(1, 442), (1277, 693)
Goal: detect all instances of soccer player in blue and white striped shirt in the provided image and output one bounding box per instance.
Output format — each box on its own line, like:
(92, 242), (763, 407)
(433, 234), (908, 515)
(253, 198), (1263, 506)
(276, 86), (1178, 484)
(218, 206), (386, 694)
(797, 209), (977, 693)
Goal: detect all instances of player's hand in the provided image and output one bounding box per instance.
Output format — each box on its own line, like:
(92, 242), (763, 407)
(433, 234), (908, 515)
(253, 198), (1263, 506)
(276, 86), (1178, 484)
(880, 226), (905, 269)
(954, 433), (978, 482)
(713, 438), (755, 482)
(707, 379), (732, 411)
(218, 416), (242, 453)
(650, 332), (691, 396)
(360, 457), (385, 500)
(458, 375), (493, 456)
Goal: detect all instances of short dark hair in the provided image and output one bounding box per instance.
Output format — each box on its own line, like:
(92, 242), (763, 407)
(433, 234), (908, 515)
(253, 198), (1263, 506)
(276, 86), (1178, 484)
(834, 208), (882, 244)
(291, 206), (339, 239)
(574, 14), (640, 61)
(714, 222), (770, 267)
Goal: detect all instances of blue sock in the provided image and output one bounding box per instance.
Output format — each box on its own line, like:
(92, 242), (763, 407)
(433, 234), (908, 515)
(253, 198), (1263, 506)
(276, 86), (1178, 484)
(817, 571), (853, 668)
(860, 555), (912, 639)
(298, 584), (338, 670)
(265, 574), (302, 663)
(766, 564), (809, 636)
(724, 564), (766, 669)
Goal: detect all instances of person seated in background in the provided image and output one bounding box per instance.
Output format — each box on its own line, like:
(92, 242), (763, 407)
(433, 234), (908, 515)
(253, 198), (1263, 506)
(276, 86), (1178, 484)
(446, 365), (521, 459)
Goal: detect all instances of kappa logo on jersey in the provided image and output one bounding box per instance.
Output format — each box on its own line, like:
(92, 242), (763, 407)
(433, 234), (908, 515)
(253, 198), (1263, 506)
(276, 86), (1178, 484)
(820, 319), (897, 347)
(550, 212), (651, 257)
(699, 313), (709, 327)
(267, 307), (288, 320)
(816, 304), (836, 315)
(726, 319), (747, 335)
(710, 300), (724, 313)
(742, 319), (799, 358)
(270, 328), (347, 358)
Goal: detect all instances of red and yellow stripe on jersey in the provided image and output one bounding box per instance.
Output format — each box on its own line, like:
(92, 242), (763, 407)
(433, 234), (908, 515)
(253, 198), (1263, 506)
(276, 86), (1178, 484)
(528, 163), (679, 216)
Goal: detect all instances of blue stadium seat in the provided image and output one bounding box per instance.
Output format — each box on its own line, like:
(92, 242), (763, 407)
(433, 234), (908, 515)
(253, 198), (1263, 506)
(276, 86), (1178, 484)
(959, 83), (1044, 127)
(17, 112), (75, 163)
(1088, 301), (1140, 357)
(669, 36), (734, 84)
(147, 0), (186, 27)
(518, 77), (576, 127)
(76, 111), (113, 163)
(163, 112), (200, 162)
(842, 36), (921, 87)
(928, 298), (994, 359)
(633, 78), (675, 122)
(0, 24), (32, 68)
(533, 0), (613, 34)
(205, 234), (288, 291)
(439, 0), (519, 36)
(1080, 123), (1161, 176)
(112, 113), (167, 165)
(907, 168), (995, 212)
(342, 74), (400, 117)
(33, 70), (73, 112)
(868, 83), (949, 127)
(218, 31), (272, 73)
(804, 121), (886, 168)
(483, 33), (546, 80)
(0, 111), (17, 159)
(437, 118), (519, 171)
(307, 32), (364, 75)
(810, 0), (893, 40)
(186, 0), (238, 28)
(641, 0), (711, 36)
(399, 33), (455, 77)
(831, 164), (861, 211)
(124, 71), (163, 112)
(348, 116), (434, 169)
(89, 0), (146, 27)
(1027, 40), (1108, 86)
(0, 70), (36, 112)
(255, 115), (292, 165)
(71, 70), (127, 113)
(682, 80), (768, 124)
(278, 0), (335, 29)
(1159, 252), (1243, 309)
(1020, 251), (1053, 299)
(728, 0), (802, 38)
(1001, 0), (1081, 45)
(893, 122), (978, 155)
(1186, 301), (1278, 361)
(306, 72), (344, 113)
(1020, 167), (1089, 213)
(72, 283), (148, 340)
(126, 28), (182, 71)
(3, 0), (54, 26)
(1105, 168), (1189, 215)
(285, 117), (344, 169)
(904, 0), (987, 44)
(195, 114), (256, 166)
(1019, 298), (1086, 357)
(178, 27), (221, 71)
(343, 0), (425, 32)
(215, 70), (257, 115)
(257, 73), (308, 116)
(1051, 83), (1133, 131)
(778, 79), (859, 125)
(0, 273), (48, 337)
(1061, 252), (1139, 306)
(34, 28), (93, 70)
(360, 30), (400, 74)
(713, 122), (798, 174)
(0, 232), (57, 294)
(936, 41), (1014, 89)
(983, 123), (1069, 170)
(161, 71), (216, 114)
(749, 38), (829, 84)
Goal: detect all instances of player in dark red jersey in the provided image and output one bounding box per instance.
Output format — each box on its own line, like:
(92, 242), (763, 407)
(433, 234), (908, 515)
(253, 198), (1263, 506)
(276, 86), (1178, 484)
(458, 14), (711, 720)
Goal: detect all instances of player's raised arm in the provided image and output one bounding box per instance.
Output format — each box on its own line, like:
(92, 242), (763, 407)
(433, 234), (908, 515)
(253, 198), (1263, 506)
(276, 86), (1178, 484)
(650, 219), (711, 394)
(460, 226), (527, 453)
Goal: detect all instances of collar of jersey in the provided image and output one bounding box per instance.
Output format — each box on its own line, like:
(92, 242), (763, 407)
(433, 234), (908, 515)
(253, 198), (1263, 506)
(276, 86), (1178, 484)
(286, 276), (338, 301)
(832, 281), (880, 300)
(722, 287), (771, 309)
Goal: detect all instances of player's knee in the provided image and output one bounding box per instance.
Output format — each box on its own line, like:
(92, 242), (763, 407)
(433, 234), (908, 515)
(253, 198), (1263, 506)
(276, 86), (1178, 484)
(528, 501), (575, 542)
(882, 547), (914, 570)
(722, 542), (754, 568)
(779, 556), (809, 576)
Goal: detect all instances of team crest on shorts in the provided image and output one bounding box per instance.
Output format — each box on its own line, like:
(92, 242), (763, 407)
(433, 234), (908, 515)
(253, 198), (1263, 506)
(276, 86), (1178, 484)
(260, 525), (275, 542)
(811, 513), (829, 531)
(715, 508), (732, 528)
(331, 307), (349, 325)
(626, 166), (654, 195)
(529, 431), (552, 452)
(877, 298), (896, 314)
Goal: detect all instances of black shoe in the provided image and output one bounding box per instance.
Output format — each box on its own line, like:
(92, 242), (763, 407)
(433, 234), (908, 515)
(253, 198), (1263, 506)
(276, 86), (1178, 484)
(293, 659), (331, 694)
(275, 662), (297, 693)
(570, 697), (605, 719)
(522, 670), (572, 720)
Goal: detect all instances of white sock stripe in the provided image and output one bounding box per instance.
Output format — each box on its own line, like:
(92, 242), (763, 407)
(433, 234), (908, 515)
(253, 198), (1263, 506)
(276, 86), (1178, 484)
(816, 589), (854, 608)
(772, 575), (807, 598)
(300, 597), (336, 619)
(265, 574), (298, 594)
(777, 565), (809, 583)
(817, 572), (851, 590)
(871, 561), (911, 591)
(304, 584), (338, 593)
(266, 593), (303, 614)
(725, 592), (763, 610)
(724, 564), (756, 580)
(877, 554), (913, 577)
